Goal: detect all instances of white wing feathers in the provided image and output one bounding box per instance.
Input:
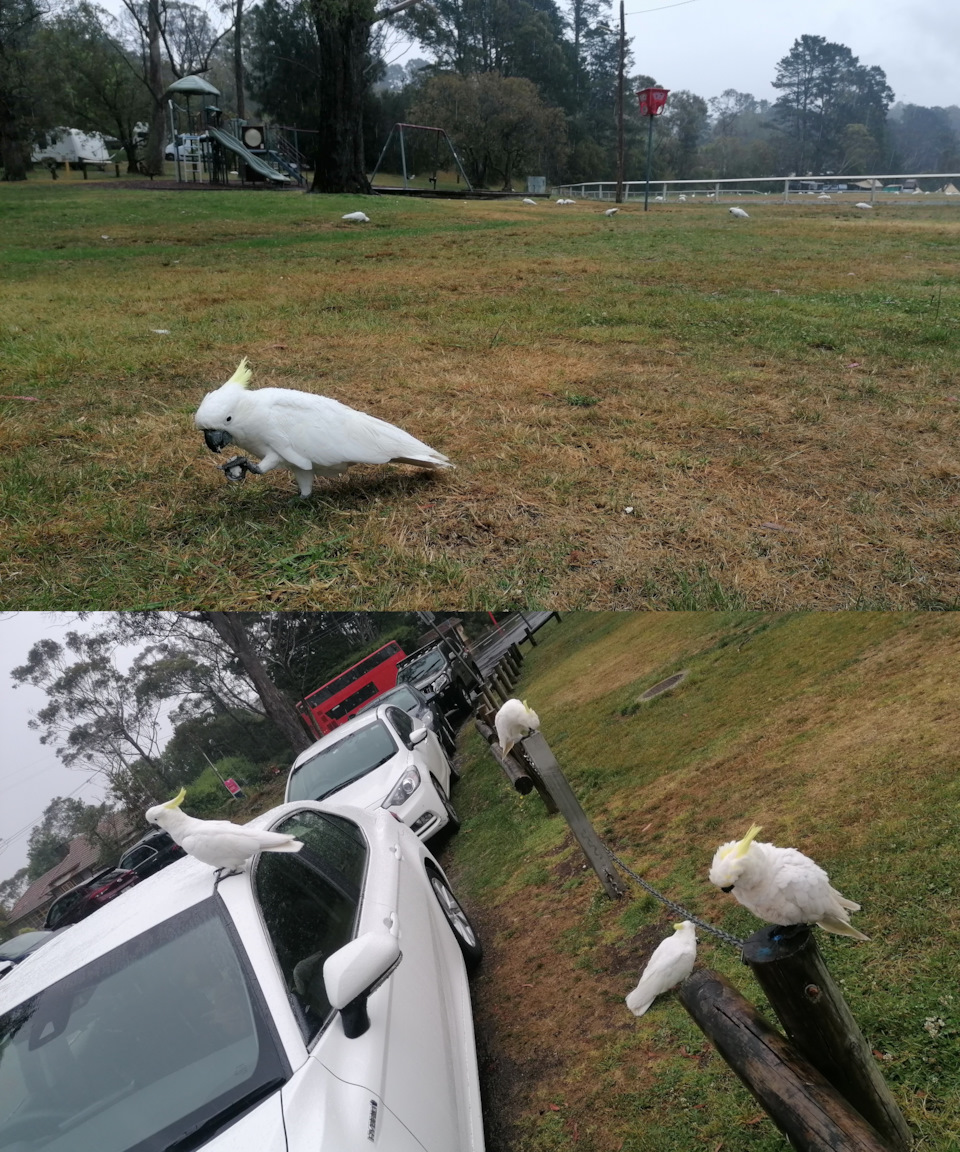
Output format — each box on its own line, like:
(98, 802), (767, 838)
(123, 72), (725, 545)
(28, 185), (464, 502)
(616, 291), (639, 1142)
(625, 923), (697, 1016)
(251, 388), (453, 471)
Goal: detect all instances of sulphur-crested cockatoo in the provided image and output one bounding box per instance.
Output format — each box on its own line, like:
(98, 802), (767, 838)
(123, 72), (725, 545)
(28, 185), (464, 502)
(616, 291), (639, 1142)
(494, 698), (540, 757)
(709, 825), (868, 940)
(855, 202), (873, 209)
(522, 198), (537, 205)
(729, 206), (750, 218)
(195, 359), (454, 497)
(341, 211), (370, 222)
(145, 788), (303, 873)
(625, 921), (697, 1016)
(604, 207), (619, 216)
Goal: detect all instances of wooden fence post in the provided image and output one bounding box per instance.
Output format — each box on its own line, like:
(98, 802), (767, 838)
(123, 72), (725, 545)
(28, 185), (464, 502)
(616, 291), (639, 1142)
(679, 970), (896, 1152)
(741, 927), (912, 1151)
(518, 731), (624, 898)
(474, 715), (535, 795)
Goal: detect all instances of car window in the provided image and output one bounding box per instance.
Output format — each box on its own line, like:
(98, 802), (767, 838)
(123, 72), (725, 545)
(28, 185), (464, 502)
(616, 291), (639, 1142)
(386, 706), (416, 748)
(398, 650), (446, 681)
(0, 899), (288, 1152)
(286, 721), (398, 802)
(254, 813), (366, 1043)
(119, 845), (155, 870)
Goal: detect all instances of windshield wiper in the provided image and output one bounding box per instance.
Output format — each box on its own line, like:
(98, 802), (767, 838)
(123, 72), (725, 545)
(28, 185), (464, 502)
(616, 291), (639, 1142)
(164, 1077), (286, 1151)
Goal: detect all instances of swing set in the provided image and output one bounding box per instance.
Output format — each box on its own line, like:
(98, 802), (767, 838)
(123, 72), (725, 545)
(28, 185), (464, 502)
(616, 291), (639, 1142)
(369, 123), (472, 192)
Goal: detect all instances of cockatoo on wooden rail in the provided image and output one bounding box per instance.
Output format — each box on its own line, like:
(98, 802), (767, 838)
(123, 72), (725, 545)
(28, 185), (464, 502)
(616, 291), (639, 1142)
(709, 825), (869, 940)
(145, 788), (303, 874)
(729, 207), (750, 218)
(494, 698), (540, 757)
(625, 921), (697, 1016)
(195, 359), (454, 497)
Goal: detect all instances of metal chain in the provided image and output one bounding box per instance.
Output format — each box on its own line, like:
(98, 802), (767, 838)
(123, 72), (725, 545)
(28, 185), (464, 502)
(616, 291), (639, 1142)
(608, 847), (746, 949)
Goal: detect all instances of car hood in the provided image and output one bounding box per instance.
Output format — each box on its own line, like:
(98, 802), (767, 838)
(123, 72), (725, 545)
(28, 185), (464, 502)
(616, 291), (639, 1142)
(199, 1093), (286, 1151)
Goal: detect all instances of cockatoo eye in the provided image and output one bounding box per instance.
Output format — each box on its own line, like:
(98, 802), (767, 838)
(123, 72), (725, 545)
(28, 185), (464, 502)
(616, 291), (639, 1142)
(226, 416), (232, 422)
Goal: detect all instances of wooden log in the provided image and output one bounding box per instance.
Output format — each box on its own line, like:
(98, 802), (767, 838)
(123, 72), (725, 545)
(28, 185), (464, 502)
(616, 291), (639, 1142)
(474, 718), (534, 795)
(680, 970), (895, 1152)
(519, 731), (624, 898)
(509, 642), (523, 667)
(510, 742), (559, 814)
(742, 927), (912, 1151)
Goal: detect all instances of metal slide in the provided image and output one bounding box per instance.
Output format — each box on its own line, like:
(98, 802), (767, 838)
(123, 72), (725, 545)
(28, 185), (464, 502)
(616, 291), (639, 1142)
(206, 126), (291, 183)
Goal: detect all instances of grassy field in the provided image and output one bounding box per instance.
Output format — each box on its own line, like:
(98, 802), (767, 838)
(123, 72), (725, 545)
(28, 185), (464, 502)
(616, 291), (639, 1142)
(444, 612), (960, 1151)
(2, 181), (958, 608)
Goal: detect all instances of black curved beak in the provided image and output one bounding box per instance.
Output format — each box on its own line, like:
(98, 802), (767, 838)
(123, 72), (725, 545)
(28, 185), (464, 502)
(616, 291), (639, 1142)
(720, 885), (734, 893)
(203, 429), (233, 453)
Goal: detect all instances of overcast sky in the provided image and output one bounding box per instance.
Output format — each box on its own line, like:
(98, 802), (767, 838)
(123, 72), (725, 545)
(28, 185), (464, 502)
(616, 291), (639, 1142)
(0, 615), (110, 884)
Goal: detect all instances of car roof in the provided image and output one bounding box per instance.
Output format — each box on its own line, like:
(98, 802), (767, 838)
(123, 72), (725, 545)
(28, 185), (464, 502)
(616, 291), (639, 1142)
(1, 799), (376, 1012)
(291, 704), (395, 768)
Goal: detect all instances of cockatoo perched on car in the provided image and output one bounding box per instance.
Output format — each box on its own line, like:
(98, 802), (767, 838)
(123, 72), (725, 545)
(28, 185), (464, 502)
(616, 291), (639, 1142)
(729, 207), (750, 218)
(625, 921), (697, 1016)
(195, 359), (454, 497)
(494, 698), (540, 757)
(145, 788), (303, 874)
(709, 825), (868, 940)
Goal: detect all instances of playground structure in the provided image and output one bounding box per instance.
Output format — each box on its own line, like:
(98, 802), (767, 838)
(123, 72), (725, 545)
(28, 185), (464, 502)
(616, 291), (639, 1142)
(369, 123), (472, 192)
(165, 75), (307, 187)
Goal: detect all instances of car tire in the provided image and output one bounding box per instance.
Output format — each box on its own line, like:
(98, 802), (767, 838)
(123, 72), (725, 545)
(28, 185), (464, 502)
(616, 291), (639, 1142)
(426, 867), (482, 970)
(432, 775), (461, 834)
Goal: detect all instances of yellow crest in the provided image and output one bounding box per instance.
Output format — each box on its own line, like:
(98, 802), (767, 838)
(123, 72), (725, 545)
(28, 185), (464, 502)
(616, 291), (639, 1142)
(226, 358), (252, 388)
(164, 787), (187, 810)
(734, 824), (763, 858)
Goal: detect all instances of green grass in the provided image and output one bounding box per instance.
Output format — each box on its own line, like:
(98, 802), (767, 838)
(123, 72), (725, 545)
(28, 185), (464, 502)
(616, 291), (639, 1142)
(2, 183), (959, 607)
(443, 612), (960, 1151)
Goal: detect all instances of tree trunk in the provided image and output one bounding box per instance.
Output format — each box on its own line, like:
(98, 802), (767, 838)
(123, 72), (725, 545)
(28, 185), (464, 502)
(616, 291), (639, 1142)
(309, 0), (375, 193)
(0, 92), (28, 181)
(200, 613), (313, 754)
(234, 0), (245, 120)
(143, 0), (165, 177)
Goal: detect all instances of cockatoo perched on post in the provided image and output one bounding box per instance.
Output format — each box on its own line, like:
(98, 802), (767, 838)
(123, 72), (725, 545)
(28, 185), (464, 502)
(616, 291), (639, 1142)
(145, 788), (303, 874)
(709, 825), (869, 940)
(625, 921), (697, 1016)
(195, 359), (454, 497)
(494, 698), (540, 757)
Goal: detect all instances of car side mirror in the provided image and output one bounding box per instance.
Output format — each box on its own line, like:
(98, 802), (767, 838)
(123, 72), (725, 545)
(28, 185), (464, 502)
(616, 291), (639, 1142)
(409, 726), (428, 746)
(323, 932), (401, 1039)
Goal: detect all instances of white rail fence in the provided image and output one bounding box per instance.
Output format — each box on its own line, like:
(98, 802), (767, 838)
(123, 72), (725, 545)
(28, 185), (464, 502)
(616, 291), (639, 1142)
(558, 171), (960, 204)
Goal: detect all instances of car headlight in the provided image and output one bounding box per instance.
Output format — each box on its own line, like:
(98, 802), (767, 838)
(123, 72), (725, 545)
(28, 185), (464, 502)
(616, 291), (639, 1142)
(430, 674), (450, 692)
(383, 767), (421, 808)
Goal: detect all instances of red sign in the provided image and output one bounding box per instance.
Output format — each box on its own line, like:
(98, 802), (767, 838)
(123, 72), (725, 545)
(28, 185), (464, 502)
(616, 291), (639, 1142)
(637, 87), (670, 117)
(223, 777), (241, 795)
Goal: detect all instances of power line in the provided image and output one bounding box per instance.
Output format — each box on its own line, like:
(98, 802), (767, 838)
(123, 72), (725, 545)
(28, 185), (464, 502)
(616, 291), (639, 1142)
(624, 0), (701, 15)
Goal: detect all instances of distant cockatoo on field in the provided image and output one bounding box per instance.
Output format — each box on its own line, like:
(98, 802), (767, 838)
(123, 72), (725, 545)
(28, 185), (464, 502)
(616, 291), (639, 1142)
(625, 921), (697, 1016)
(709, 825), (869, 940)
(145, 788), (303, 874)
(855, 202), (873, 209)
(195, 359), (454, 497)
(522, 198), (537, 205)
(341, 211), (370, 222)
(728, 206), (750, 218)
(604, 207), (619, 216)
(494, 698), (540, 757)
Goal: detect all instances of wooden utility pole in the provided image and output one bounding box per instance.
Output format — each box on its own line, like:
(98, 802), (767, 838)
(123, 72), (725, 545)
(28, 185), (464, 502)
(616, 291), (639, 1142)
(615, 0), (625, 204)
(742, 926), (912, 1151)
(680, 970), (896, 1152)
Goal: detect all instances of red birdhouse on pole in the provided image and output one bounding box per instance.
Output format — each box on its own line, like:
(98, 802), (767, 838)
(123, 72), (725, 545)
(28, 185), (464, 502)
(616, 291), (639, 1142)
(637, 87), (670, 211)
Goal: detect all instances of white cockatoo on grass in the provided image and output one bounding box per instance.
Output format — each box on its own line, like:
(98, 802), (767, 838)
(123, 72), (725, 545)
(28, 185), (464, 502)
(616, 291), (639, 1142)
(625, 921), (697, 1016)
(855, 202), (873, 209)
(494, 698), (540, 757)
(145, 788), (303, 874)
(522, 198), (537, 205)
(729, 206), (750, 219)
(341, 211), (370, 222)
(709, 824), (868, 940)
(195, 359), (454, 497)
(604, 207), (619, 216)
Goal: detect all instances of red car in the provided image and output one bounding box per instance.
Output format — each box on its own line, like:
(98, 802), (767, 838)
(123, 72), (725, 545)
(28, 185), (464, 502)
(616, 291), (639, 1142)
(43, 868), (141, 930)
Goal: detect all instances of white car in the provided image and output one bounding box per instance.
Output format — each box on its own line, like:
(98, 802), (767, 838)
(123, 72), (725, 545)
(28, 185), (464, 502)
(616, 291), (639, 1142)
(285, 702), (458, 841)
(0, 800), (485, 1151)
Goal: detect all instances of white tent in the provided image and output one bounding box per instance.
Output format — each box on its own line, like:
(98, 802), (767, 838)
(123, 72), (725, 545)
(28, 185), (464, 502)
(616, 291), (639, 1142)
(33, 128), (112, 165)
(938, 182), (959, 195)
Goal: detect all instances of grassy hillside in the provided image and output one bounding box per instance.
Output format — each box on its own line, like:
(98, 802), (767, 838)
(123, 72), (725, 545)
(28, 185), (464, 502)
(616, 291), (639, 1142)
(444, 612), (960, 1151)
(2, 183), (958, 608)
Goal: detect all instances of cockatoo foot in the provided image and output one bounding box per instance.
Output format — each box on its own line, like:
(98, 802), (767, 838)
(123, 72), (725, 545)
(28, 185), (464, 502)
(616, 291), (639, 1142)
(771, 923), (808, 943)
(221, 456), (259, 482)
(213, 866), (245, 883)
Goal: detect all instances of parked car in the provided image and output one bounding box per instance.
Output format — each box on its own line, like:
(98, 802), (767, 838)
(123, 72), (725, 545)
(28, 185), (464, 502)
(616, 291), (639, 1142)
(118, 828), (186, 879)
(356, 682), (459, 758)
(0, 800), (484, 1152)
(164, 134), (203, 160)
(0, 930), (60, 979)
(43, 867), (140, 931)
(285, 701), (458, 841)
(395, 638), (483, 717)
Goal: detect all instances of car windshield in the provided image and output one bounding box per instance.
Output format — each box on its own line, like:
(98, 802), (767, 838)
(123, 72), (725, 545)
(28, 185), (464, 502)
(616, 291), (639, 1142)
(0, 934), (52, 963)
(358, 686), (420, 715)
(397, 651), (446, 682)
(287, 721), (398, 802)
(0, 899), (287, 1152)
